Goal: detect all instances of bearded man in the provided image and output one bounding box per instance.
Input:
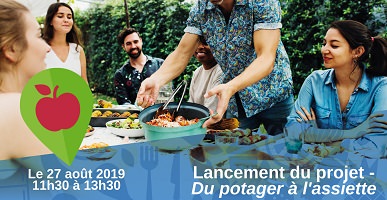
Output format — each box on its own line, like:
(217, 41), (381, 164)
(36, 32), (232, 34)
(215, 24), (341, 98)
(114, 27), (165, 105)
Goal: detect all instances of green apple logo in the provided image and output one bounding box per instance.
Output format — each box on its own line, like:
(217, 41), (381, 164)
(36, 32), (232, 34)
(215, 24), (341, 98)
(21, 68), (93, 165)
(35, 85), (80, 131)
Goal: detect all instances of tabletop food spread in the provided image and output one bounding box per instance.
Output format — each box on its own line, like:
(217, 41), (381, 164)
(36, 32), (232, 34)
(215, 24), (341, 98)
(81, 99), (373, 171)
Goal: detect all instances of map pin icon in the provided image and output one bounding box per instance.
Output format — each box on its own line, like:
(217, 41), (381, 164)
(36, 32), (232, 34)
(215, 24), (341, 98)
(20, 68), (93, 165)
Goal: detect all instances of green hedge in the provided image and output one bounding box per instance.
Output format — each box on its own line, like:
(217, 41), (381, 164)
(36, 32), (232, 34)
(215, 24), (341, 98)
(76, 0), (386, 99)
(281, 0), (386, 95)
(76, 0), (197, 98)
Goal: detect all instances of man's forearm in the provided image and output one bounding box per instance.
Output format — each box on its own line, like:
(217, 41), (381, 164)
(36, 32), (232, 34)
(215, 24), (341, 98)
(150, 33), (199, 86)
(227, 56), (274, 93)
(151, 49), (189, 86)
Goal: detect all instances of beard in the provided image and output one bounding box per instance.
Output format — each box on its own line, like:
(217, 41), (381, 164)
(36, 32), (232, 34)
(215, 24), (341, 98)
(127, 48), (142, 59)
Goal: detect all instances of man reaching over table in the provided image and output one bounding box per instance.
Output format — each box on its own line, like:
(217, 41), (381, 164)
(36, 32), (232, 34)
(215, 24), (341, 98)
(136, 0), (293, 135)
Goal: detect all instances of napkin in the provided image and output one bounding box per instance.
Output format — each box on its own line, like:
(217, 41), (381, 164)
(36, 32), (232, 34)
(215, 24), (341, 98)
(342, 133), (387, 159)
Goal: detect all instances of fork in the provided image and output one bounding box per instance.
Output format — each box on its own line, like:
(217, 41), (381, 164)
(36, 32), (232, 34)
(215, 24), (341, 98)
(140, 145), (159, 200)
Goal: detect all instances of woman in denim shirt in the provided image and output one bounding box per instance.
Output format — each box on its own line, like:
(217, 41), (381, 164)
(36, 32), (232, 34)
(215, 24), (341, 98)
(286, 20), (387, 144)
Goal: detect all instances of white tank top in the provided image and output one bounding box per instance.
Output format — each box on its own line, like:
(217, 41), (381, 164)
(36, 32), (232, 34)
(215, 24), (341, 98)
(45, 43), (81, 76)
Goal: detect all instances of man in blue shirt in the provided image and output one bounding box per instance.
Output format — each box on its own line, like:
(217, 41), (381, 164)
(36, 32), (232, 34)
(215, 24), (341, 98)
(137, 0), (293, 135)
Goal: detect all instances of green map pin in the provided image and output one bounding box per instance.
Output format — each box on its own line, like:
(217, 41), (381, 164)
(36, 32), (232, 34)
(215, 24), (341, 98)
(20, 68), (93, 165)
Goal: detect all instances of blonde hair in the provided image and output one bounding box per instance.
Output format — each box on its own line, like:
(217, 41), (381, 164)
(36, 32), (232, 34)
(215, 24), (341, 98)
(0, 0), (29, 86)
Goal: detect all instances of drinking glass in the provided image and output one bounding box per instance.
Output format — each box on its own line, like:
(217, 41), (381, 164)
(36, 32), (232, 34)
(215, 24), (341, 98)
(284, 127), (303, 154)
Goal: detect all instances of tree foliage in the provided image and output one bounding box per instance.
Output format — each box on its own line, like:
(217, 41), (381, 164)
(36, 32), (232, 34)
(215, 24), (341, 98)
(76, 0), (197, 97)
(281, 0), (386, 95)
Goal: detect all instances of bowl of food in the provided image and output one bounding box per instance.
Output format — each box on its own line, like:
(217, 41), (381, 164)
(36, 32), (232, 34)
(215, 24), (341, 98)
(90, 109), (140, 127)
(106, 117), (144, 137)
(139, 102), (210, 151)
(85, 125), (95, 137)
(78, 142), (117, 161)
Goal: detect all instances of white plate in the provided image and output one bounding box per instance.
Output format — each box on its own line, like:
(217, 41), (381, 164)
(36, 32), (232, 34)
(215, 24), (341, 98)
(85, 130), (95, 137)
(93, 104), (140, 111)
(78, 147), (117, 161)
(106, 119), (144, 137)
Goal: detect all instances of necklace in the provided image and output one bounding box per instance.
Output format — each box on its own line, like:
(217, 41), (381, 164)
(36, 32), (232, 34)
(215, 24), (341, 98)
(336, 74), (361, 112)
(351, 69), (362, 93)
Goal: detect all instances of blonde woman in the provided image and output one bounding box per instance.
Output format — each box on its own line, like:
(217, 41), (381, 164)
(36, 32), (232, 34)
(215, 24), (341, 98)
(0, 0), (51, 163)
(43, 2), (88, 82)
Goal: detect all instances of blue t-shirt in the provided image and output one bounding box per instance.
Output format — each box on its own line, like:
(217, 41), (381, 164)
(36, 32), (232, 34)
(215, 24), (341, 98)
(184, 0), (293, 117)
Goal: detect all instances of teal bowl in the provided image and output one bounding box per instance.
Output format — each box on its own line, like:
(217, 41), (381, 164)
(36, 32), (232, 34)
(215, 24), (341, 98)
(139, 102), (209, 151)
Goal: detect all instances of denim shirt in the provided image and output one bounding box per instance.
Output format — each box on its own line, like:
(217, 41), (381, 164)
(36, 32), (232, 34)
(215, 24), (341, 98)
(184, 0), (293, 117)
(287, 68), (387, 130)
(114, 55), (163, 105)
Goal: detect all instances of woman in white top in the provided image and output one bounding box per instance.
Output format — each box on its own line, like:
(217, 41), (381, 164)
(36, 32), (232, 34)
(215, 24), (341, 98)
(43, 3), (88, 82)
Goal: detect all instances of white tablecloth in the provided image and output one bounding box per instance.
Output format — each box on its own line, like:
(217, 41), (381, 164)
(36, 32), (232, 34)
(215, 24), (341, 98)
(81, 127), (146, 147)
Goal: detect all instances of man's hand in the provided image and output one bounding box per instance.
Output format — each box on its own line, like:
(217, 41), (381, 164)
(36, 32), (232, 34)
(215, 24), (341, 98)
(202, 83), (236, 128)
(136, 78), (160, 108)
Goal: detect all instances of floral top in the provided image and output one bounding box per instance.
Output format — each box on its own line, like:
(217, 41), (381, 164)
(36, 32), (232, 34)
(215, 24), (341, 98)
(184, 0), (293, 117)
(114, 55), (163, 105)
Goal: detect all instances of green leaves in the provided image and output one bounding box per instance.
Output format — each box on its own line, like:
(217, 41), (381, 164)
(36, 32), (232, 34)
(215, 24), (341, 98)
(76, 0), (192, 97)
(281, 0), (386, 95)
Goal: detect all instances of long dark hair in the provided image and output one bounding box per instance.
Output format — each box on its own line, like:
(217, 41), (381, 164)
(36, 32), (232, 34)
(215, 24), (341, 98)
(330, 20), (387, 76)
(43, 3), (83, 50)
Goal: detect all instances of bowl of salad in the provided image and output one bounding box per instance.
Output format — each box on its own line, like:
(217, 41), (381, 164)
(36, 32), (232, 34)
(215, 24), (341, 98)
(106, 117), (144, 137)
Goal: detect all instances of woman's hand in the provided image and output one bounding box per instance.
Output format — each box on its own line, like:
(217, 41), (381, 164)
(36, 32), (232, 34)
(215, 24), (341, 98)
(346, 112), (387, 139)
(296, 107), (318, 128)
(296, 106), (315, 121)
(136, 78), (160, 108)
(202, 83), (236, 128)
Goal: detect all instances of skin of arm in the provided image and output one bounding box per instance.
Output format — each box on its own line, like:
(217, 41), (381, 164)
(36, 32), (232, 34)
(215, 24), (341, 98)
(79, 46), (88, 83)
(136, 33), (199, 107)
(202, 29), (280, 127)
(0, 94), (51, 160)
(297, 107), (387, 143)
(155, 33), (199, 85)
